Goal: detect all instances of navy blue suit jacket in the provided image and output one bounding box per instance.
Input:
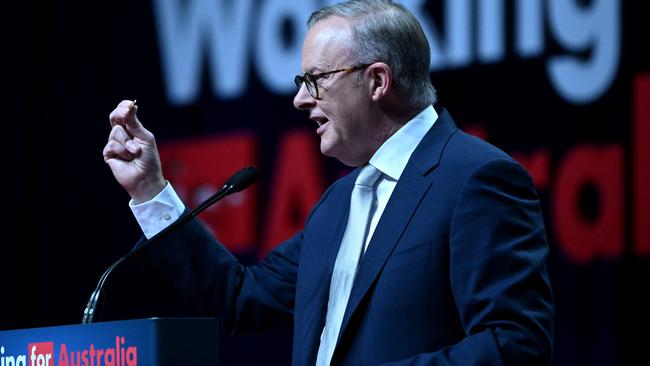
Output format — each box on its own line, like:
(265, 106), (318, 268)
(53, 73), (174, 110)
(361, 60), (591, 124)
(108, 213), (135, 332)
(137, 109), (554, 365)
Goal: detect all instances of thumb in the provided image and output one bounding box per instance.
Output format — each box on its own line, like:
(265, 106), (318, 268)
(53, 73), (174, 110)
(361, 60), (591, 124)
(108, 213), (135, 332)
(124, 104), (150, 140)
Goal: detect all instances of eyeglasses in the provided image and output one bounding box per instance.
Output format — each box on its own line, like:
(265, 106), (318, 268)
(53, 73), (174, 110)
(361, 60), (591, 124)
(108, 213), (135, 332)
(294, 64), (371, 99)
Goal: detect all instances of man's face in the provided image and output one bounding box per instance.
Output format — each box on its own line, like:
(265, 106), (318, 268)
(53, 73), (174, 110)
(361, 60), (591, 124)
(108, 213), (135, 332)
(293, 17), (377, 167)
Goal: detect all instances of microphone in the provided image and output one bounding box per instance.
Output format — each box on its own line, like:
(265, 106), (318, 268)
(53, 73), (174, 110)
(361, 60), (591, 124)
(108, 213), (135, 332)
(81, 166), (259, 324)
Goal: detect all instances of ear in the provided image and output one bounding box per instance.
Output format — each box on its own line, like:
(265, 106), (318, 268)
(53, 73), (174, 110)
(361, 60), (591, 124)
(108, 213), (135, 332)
(367, 62), (392, 102)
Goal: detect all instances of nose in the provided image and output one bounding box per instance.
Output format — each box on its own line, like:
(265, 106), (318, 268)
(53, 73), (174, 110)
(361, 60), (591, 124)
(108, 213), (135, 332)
(293, 82), (316, 111)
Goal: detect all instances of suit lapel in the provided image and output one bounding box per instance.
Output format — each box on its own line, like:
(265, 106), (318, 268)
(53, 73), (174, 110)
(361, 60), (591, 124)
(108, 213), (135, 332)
(299, 270), (333, 365)
(335, 108), (458, 346)
(299, 173), (358, 365)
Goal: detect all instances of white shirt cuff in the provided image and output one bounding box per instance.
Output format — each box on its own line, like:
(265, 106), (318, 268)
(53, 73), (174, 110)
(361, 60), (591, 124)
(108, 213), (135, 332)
(129, 182), (186, 239)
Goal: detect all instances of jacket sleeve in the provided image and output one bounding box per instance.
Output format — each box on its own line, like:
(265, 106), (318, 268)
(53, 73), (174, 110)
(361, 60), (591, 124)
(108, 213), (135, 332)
(135, 215), (302, 336)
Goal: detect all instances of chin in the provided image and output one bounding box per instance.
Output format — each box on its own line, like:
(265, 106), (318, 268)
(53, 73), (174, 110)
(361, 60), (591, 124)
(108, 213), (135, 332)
(319, 142), (344, 164)
(319, 139), (358, 166)
(319, 138), (335, 156)
(320, 146), (339, 162)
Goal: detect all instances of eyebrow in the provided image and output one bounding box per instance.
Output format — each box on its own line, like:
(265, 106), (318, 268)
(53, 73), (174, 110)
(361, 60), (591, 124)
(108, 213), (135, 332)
(304, 62), (331, 75)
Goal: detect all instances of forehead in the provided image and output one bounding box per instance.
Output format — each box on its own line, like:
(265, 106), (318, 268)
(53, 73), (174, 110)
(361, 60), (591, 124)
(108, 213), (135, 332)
(301, 16), (354, 73)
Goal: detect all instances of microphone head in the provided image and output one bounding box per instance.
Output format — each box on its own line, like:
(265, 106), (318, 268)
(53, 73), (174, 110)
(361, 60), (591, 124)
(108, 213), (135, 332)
(225, 166), (259, 193)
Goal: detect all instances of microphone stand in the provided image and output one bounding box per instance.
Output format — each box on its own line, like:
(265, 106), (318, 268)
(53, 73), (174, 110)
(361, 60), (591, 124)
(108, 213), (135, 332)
(81, 166), (259, 324)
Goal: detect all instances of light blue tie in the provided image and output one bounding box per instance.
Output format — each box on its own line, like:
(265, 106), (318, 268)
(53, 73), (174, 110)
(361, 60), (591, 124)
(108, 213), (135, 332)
(316, 164), (382, 366)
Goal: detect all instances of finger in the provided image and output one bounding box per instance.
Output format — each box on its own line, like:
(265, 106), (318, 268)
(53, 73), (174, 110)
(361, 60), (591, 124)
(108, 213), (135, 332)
(125, 140), (142, 156)
(103, 140), (135, 162)
(126, 103), (138, 124)
(123, 108), (149, 140)
(111, 100), (151, 140)
(108, 124), (132, 145)
(109, 100), (132, 125)
(108, 125), (143, 156)
(109, 100), (138, 128)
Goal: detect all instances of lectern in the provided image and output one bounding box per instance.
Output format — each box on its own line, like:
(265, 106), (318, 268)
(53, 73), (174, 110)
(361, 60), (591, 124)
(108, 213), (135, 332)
(0, 318), (219, 366)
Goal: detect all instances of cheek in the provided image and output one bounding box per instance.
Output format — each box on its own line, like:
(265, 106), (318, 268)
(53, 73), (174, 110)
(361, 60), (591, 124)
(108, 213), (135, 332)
(321, 94), (366, 137)
(328, 118), (350, 140)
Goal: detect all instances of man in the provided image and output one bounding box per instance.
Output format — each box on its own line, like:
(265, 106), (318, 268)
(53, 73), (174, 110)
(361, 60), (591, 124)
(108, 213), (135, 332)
(103, 0), (554, 365)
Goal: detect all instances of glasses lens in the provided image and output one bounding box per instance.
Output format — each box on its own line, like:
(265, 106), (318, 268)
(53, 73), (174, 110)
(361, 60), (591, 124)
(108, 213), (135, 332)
(294, 75), (303, 90)
(305, 74), (317, 98)
(295, 75), (316, 98)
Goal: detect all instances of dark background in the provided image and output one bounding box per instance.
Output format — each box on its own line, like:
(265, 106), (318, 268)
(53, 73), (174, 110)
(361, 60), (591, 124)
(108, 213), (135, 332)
(5, 0), (650, 365)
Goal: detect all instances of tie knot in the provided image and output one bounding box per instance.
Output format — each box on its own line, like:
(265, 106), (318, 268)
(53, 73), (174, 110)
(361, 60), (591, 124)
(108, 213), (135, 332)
(355, 164), (382, 188)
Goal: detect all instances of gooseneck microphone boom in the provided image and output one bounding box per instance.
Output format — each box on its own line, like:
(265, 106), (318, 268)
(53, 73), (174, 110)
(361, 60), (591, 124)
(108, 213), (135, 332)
(81, 166), (259, 324)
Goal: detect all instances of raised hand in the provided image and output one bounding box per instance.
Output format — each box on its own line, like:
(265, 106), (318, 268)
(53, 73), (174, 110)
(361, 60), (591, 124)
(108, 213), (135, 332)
(103, 100), (166, 203)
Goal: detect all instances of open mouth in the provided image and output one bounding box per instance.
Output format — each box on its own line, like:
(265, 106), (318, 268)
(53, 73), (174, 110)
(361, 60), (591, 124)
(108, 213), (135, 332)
(316, 120), (330, 135)
(310, 116), (329, 134)
(311, 116), (328, 126)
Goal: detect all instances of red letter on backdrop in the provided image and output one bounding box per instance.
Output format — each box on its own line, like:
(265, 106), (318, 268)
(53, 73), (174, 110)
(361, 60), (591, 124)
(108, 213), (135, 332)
(260, 130), (325, 259)
(553, 145), (623, 264)
(634, 73), (650, 255)
(511, 149), (550, 190)
(159, 133), (258, 254)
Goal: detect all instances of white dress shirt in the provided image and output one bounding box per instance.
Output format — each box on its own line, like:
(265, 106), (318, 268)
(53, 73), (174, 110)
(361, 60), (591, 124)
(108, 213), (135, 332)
(362, 105), (437, 251)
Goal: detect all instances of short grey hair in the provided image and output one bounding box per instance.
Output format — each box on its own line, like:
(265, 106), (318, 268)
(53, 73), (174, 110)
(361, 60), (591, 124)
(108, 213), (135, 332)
(308, 0), (437, 109)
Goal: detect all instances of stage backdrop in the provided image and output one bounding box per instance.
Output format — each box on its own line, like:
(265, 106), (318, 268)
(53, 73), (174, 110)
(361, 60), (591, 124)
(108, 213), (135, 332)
(5, 0), (649, 365)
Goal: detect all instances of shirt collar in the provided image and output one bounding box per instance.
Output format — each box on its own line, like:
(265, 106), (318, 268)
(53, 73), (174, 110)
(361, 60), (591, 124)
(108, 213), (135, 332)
(369, 105), (438, 181)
